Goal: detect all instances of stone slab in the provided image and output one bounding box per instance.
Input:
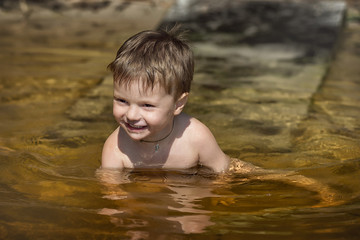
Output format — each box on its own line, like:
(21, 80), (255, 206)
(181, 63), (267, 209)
(158, 0), (347, 155)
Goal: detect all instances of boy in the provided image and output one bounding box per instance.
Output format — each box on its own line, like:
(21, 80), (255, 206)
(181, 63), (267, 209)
(102, 28), (229, 172)
(101, 26), (231, 173)
(100, 27), (339, 206)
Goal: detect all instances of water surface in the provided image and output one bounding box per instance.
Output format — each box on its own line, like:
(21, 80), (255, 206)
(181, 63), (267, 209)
(0, 1), (360, 239)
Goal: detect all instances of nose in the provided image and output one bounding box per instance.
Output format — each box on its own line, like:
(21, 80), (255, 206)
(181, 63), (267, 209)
(126, 104), (141, 121)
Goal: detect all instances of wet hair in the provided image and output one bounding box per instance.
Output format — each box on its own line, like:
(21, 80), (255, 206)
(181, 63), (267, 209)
(108, 26), (194, 99)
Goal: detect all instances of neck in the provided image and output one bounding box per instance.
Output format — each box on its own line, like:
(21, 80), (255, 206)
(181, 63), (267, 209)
(140, 119), (175, 144)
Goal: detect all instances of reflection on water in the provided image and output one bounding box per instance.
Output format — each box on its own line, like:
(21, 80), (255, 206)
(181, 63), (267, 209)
(95, 168), (325, 236)
(1, 0), (360, 239)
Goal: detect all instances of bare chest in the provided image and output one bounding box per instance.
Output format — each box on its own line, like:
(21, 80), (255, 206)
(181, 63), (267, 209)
(121, 140), (199, 170)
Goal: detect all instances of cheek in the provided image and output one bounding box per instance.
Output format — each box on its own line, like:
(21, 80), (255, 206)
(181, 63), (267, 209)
(145, 111), (172, 126)
(142, 112), (159, 124)
(113, 105), (124, 119)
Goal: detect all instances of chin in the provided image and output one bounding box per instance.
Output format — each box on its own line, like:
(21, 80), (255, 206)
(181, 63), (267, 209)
(126, 131), (148, 140)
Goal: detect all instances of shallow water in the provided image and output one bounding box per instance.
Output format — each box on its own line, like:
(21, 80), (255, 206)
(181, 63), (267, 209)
(1, 1), (360, 239)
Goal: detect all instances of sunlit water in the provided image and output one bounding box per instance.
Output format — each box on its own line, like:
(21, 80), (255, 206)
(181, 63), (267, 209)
(1, 2), (360, 240)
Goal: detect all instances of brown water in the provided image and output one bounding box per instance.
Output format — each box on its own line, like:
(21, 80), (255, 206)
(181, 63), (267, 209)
(1, 2), (360, 240)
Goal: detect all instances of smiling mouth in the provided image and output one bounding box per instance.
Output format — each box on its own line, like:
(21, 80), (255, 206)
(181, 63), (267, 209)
(125, 122), (147, 131)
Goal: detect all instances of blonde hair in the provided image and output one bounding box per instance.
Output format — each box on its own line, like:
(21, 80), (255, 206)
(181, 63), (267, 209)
(108, 26), (194, 98)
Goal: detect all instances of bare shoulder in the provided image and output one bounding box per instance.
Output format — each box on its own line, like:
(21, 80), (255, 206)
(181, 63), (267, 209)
(101, 127), (124, 169)
(179, 113), (212, 140)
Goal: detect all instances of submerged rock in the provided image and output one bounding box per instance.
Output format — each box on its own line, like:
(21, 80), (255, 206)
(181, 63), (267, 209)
(160, 0), (346, 47)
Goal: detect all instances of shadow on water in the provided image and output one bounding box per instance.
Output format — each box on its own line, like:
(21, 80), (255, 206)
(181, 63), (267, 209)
(0, 0), (360, 239)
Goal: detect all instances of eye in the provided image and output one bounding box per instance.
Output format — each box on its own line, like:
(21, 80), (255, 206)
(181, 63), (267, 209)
(114, 97), (127, 104)
(143, 103), (155, 108)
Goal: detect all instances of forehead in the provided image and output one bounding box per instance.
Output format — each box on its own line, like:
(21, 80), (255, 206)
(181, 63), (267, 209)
(114, 79), (173, 99)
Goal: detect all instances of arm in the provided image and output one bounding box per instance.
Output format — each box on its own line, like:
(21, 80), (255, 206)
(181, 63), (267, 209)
(194, 122), (229, 173)
(253, 171), (339, 207)
(101, 127), (124, 169)
(229, 158), (342, 207)
(192, 120), (339, 206)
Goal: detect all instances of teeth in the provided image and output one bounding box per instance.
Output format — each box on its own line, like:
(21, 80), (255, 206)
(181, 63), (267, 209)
(128, 123), (145, 129)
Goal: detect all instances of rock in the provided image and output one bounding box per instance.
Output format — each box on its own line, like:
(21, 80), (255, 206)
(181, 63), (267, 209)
(66, 76), (113, 121)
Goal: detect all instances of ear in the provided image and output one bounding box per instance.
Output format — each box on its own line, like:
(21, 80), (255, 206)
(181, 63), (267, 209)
(174, 92), (189, 115)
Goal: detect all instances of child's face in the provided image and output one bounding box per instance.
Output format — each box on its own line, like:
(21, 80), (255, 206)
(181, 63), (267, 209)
(113, 80), (177, 142)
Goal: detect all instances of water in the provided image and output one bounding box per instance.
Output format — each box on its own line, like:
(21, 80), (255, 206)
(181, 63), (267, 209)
(1, 1), (360, 239)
